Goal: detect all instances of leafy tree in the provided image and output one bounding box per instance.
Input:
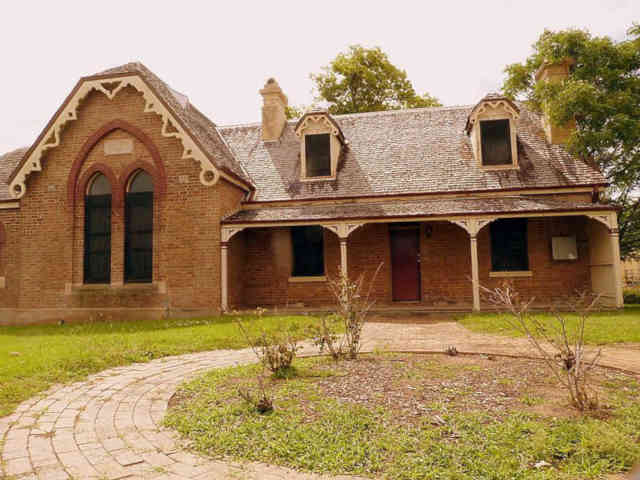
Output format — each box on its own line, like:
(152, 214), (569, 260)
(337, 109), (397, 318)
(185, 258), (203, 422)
(285, 105), (305, 120)
(311, 45), (441, 115)
(502, 25), (640, 258)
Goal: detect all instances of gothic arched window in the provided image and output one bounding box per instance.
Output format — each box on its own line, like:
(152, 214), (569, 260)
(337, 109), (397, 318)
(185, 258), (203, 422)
(84, 173), (112, 283)
(125, 170), (153, 282)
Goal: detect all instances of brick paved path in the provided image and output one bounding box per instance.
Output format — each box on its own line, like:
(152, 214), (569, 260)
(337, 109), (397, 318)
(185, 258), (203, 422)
(1, 321), (639, 479)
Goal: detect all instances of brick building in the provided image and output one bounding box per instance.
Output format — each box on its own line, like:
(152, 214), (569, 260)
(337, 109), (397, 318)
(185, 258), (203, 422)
(0, 62), (623, 324)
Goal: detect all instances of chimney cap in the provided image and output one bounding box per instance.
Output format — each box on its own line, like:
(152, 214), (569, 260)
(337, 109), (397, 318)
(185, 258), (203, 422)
(259, 77), (287, 104)
(534, 58), (575, 81)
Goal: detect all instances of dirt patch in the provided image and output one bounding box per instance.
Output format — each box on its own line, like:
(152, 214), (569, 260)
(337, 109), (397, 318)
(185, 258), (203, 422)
(303, 353), (635, 422)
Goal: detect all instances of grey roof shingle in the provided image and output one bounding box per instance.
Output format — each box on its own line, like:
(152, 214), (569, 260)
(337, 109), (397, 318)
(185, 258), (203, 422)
(219, 105), (606, 202)
(223, 196), (613, 224)
(0, 147), (28, 200)
(97, 63), (252, 185)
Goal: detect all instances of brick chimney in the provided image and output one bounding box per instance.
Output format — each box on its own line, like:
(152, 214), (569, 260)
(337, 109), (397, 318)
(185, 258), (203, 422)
(535, 58), (575, 145)
(260, 78), (288, 142)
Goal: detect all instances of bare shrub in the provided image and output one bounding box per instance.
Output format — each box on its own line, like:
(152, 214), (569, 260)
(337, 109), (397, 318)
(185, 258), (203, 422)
(236, 309), (302, 376)
(482, 282), (601, 411)
(238, 371), (273, 413)
(311, 314), (343, 361)
(445, 345), (459, 356)
(311, 264), (382, 360)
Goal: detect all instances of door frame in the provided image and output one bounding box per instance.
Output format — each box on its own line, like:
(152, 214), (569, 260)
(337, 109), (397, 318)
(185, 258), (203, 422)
(389, 223), (422, 302)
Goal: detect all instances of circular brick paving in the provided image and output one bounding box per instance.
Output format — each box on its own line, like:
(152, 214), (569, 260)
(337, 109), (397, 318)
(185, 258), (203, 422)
(0, 345), (364, 480)
(1, 321), (638, 479)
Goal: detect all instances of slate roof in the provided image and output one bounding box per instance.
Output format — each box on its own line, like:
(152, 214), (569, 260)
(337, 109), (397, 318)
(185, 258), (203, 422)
(219, 105), (606, 202)
(0, 147), (28, 200)
(0, 64), (607, 208)
(96, 63), (252, 186)
(223, 196), (614, 224)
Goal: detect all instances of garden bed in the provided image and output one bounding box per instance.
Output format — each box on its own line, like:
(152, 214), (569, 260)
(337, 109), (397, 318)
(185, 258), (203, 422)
(165, 353), (640, 479)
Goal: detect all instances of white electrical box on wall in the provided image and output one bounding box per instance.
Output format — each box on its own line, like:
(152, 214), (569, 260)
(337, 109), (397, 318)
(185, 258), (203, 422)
(552, 236), (578, 260)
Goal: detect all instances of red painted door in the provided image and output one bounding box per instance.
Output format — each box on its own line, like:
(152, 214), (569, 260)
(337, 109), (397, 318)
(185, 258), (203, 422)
(390, 228), (421, 301)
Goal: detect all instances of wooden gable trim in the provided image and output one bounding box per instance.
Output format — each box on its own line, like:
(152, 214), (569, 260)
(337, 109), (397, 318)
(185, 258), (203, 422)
(8, 72), (251, 199)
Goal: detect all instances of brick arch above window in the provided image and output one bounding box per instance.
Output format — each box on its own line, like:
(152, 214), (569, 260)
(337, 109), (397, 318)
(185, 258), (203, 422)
(76, 164), (121, 207)
(120, 161), (163, 202)
(67, 119), (167, 209)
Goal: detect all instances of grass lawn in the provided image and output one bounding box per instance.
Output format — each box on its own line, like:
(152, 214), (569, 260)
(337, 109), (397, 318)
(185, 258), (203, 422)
(164, 354), (640, 479)
(0, 314), (316, 418)
(457, 305), (640, 345)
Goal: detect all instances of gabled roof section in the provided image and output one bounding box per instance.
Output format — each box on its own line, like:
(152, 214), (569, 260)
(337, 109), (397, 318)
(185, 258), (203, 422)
(465, 93), (520, 134)
(7, 62), (253, 198)
(294, 109), (346, 144)
(219, 103), (607, 203)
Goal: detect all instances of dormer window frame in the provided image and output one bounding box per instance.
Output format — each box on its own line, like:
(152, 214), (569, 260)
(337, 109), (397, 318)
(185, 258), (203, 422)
(467, 97), (520, 171)
(295, 112), (345, 182)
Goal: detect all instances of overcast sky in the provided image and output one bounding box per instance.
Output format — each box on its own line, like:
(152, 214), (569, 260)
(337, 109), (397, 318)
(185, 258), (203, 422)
(1, 0), (637, 153)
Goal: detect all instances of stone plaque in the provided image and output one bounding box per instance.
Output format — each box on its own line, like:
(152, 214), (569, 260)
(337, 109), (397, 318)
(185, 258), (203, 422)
(104, 139), (134, 155)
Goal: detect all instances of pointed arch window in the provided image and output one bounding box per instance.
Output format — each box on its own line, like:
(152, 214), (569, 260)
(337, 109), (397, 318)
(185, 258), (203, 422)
(84, 173), (112, 284)
(125, 170), (153, 283)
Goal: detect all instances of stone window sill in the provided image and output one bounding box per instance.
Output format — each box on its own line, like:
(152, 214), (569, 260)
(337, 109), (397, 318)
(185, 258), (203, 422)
(299, 176), (336, 182)
(489, 271), (532, 278)
(288, 276), (327, 283)
(66, 281), (166, 295)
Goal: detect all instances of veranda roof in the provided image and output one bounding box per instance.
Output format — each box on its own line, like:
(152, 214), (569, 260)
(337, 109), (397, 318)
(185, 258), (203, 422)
(222, 196), (615, 225)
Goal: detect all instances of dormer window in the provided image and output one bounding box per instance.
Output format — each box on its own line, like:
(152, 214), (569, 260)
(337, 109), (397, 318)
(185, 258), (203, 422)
(295, 110), (345, 181)
(466, 94), (520, 170)
(305, 134), (331, 177)
(480, 119), (512, 166)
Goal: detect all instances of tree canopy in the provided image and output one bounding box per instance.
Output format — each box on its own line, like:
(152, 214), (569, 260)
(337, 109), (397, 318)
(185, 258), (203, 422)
(502, 25), (640, 258)
(310, 45), (441, 115)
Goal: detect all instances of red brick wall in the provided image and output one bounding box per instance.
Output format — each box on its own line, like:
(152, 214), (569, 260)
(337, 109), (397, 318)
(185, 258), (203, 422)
(235, 216), (592, 309)
(479, 216), (591, 305)
(0, 86), (245, 323)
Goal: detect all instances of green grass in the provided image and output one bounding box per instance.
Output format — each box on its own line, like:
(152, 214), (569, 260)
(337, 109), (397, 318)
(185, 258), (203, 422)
(164, 357), (640, 479)
(0, 314), (317, 417)
(457, 305), (640, 345)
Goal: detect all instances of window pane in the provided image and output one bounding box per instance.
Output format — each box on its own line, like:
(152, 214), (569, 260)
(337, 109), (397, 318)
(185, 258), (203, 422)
(291, 226), (324, 276)
(88, 173), (111, 196)
(129, 170), (153, 193)
(125, 191), (153, 282)
(305, 134), (331, 177)
(481, 119), (512, 166)
(84, 194), (111, 283)
(490, 219), (528, 271)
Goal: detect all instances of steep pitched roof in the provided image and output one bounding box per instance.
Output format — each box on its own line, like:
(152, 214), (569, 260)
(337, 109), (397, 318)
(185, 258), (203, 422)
(0, 147), (28, 201)
(6, 62), (252, 195)
(96, 63), (251, 185)
(219, 104), (606, 202)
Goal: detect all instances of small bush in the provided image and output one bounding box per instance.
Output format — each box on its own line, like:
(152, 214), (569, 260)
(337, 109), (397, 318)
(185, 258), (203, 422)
(236, 311), (302, 376)
(238, 375), (273, 413)
(482, 282), (601, 412)
(310, 265), (382, 361)
(255, 331), (301, 374)
(623, 287), (640, 304)
(445, 345), (459, 356)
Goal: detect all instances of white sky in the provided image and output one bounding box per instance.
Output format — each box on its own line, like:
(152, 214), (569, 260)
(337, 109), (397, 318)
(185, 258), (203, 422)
(1, 0), (637, 153)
